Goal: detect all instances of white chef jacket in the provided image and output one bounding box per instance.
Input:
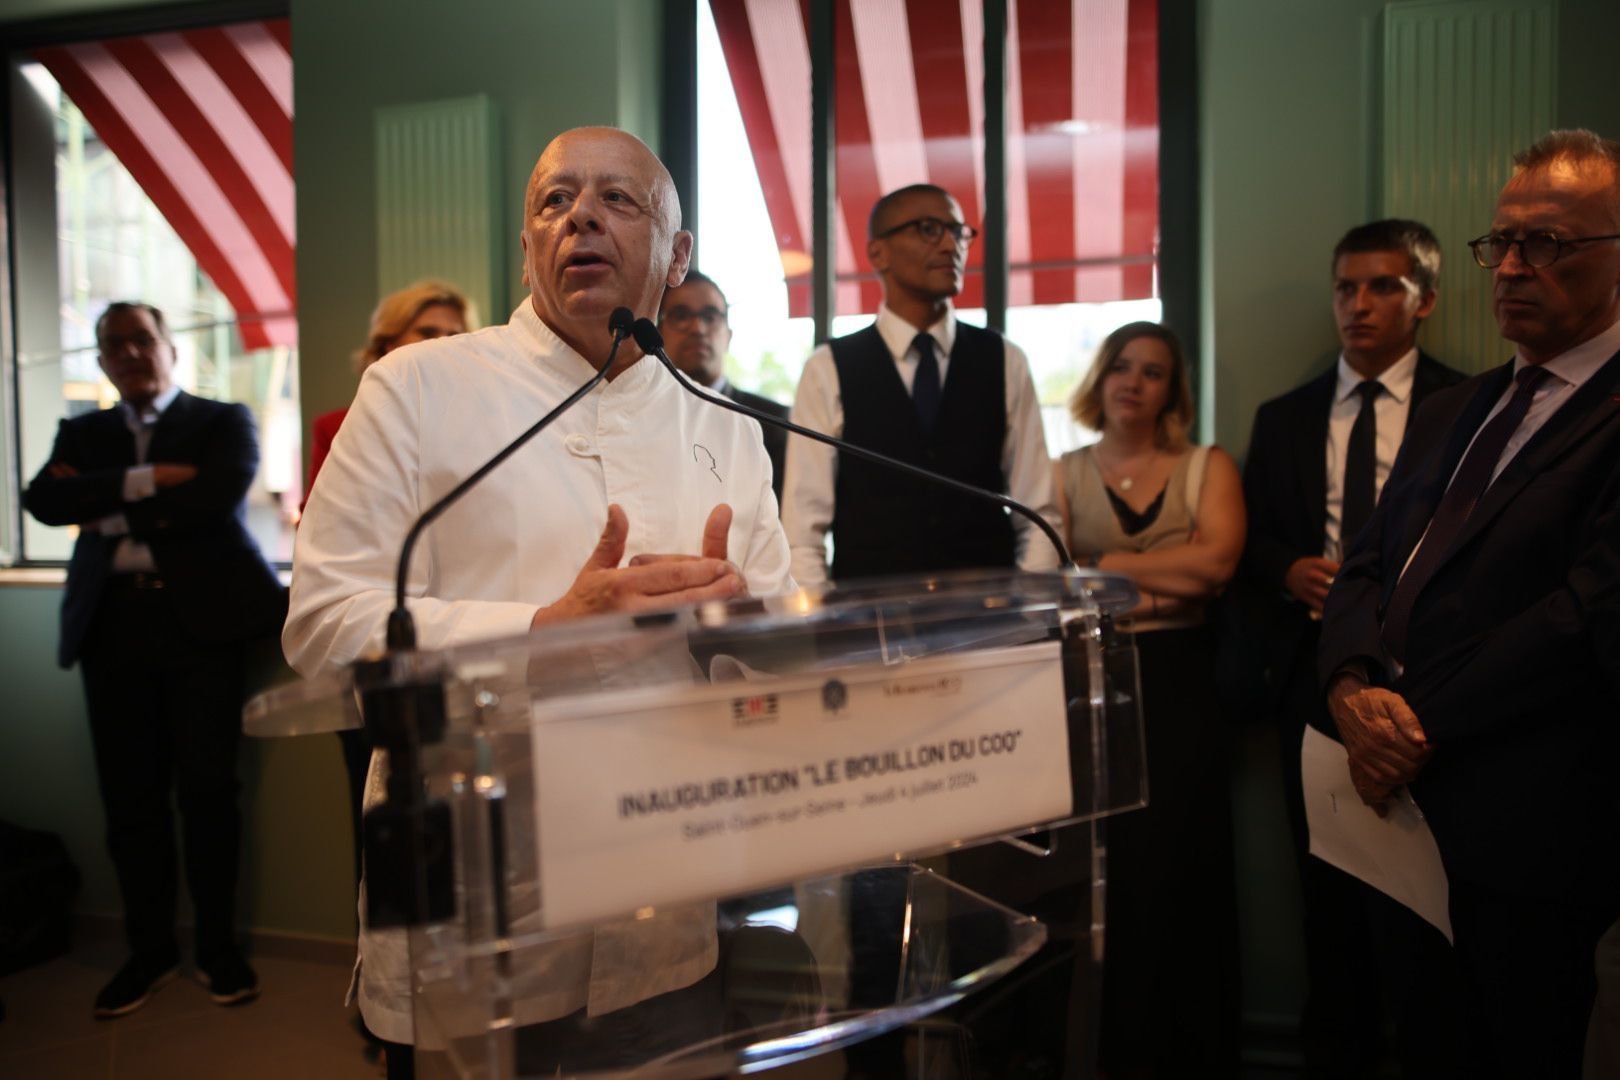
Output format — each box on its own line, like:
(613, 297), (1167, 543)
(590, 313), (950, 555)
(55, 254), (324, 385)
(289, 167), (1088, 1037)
(285, 300), (795, 1044)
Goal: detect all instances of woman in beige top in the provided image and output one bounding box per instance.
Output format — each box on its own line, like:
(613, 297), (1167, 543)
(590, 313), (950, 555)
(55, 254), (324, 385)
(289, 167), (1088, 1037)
(1055, 321), (1245, 1077)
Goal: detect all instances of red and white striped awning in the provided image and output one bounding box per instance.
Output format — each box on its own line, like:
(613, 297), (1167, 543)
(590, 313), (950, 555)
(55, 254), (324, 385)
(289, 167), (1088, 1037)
(710, 0), (1157, 317)
(35, 19), (295, 351)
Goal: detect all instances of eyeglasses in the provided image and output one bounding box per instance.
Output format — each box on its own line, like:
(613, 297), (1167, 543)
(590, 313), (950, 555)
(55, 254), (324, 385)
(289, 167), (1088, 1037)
(1468, 231), (1620, 269)
(661, 305), (727, 329)
(99, 332), (161, 353)
(876, 217), (979, 245)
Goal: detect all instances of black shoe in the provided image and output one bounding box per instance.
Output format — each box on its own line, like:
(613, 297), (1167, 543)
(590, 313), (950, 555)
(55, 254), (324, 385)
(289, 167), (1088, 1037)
(194, 951), (260, 1006)
(94, 954), (180, 1018)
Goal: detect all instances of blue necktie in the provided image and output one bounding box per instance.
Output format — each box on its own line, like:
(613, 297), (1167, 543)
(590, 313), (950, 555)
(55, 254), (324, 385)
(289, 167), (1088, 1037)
(911, 333), (941, 434)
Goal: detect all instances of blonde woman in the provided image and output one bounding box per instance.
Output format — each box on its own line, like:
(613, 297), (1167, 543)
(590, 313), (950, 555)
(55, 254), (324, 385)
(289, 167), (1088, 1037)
(302, 280), (474, 1059)
(1054, 320), (1244, 1077)
(303, 280), (476, 501)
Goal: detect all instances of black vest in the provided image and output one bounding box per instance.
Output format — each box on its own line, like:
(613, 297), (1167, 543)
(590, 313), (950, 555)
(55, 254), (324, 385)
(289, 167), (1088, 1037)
(828, 322), (1015, 581)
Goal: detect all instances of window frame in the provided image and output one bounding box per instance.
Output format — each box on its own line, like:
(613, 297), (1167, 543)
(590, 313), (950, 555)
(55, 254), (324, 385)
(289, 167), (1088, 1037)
(0, 0), (290, 568)
(662, 0), (1200, 414)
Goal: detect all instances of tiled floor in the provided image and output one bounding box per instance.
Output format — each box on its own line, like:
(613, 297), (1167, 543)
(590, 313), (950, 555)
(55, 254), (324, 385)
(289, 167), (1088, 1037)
(1, 938), (1304, 1078)
(0, 937), (379, 1080)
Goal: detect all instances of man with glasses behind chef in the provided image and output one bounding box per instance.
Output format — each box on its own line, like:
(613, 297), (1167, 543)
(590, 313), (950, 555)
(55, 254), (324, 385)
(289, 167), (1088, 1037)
(657, 270), (790, 505)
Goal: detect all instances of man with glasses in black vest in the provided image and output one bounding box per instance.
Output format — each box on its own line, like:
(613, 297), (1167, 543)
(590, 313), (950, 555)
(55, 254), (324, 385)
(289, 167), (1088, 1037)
(781, 183), (1057, 589)
(1320, 129), (1620, 1077)
(781, 183), (1062, 1075)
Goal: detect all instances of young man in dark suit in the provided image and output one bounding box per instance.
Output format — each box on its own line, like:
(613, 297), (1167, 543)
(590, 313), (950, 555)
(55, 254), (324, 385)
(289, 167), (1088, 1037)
(23, 302), (286, 1018)
(1320, 130), (1620, 1077)
(656, 270), (790, 506)
(1240, 219), (1466, 1078)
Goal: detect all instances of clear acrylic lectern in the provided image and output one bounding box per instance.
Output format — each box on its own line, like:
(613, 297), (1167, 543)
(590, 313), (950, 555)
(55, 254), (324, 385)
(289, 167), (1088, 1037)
(246, 570), (1146, 1078)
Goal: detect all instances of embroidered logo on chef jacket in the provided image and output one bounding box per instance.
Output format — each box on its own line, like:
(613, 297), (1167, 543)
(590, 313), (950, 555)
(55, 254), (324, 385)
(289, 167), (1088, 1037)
(693, 443), (721, 482)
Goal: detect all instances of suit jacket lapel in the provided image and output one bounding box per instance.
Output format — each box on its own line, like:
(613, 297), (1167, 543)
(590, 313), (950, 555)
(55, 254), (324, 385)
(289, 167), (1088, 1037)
(1441, 348), (1620, 562)
(1297, 370), (1335, 544)
(94, 404), (138, 465)
(1379, 364), (1511, 607)
(145, 390), (193, 462)
(1407, 351), (1449, 430)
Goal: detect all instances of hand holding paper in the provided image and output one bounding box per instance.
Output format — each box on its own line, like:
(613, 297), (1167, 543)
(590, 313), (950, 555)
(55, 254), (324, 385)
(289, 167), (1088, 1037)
(1301, 726), (1451, 942)
(1326, 676), (1431, 801)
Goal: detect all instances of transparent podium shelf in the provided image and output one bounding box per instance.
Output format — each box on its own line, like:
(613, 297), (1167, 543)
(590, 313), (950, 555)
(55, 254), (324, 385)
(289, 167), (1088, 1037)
(415, 863), (1047, 1078)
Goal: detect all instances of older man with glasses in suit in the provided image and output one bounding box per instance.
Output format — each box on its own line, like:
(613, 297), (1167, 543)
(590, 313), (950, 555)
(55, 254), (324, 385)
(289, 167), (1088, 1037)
(1320, 128), (1620, 1079)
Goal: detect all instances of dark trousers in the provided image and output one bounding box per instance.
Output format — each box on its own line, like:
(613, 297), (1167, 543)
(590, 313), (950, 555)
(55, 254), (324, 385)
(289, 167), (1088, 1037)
(1276, 631), (1464, 1079)
(1448, 879), (1618, 1080)
(1099, 625), (1240, 1079)
(947, 834), (1099, 1080)
(79, 578), (246, 966)
(338, 728), (371, 891)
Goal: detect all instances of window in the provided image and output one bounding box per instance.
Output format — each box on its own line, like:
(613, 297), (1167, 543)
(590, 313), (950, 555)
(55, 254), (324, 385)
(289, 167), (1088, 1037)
(696, 0), (1162, 454)
(6, 19), (297, 565)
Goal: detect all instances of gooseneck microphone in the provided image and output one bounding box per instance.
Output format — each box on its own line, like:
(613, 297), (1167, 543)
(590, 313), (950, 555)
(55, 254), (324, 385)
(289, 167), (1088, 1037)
(385, 306), (636, 650)
(363, 306), (634, 930)
(628, 318), (1074, 570)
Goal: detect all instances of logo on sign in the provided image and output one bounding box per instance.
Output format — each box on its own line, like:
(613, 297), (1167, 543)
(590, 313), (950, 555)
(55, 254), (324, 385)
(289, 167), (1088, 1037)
(730, 694), (779, 727)
(821, 679), (849, 716)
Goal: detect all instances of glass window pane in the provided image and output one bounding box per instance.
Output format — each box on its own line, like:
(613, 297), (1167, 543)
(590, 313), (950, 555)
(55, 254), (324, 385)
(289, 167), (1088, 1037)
(698, 0), (1162, 441)
(699, 0), (812, 406)
(14, 60), (298, 564)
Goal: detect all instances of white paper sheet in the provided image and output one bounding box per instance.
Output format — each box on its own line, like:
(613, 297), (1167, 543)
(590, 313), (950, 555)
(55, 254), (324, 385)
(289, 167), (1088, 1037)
(1301, 725), (1452, 942)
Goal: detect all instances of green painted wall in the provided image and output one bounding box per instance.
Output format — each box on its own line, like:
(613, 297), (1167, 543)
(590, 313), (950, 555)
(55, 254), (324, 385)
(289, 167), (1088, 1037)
(1206, 0), (1620, 459)
(0, 584), (354, 941)
(1201, 0), (1620, 1034)
(290, 0), (665, 464)
(1556, 1), (1620, 138)
(1199, 0), (1392, 1029)
(1200, 0), (1389, 457)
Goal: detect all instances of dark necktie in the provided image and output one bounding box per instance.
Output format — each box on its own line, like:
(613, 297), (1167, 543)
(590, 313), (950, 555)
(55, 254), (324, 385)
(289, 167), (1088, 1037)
(1381, 365), (1553, 663)
(911, 332), (941, 434)
(1340, 380), (1382, 545)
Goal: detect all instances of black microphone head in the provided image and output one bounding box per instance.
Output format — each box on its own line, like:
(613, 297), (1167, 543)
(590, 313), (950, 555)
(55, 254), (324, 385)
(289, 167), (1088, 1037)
(608, 306), (635, 337)
(630, 317), (664, 355)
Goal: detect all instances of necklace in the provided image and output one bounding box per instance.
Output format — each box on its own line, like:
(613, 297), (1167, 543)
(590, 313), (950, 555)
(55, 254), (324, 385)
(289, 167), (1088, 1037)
(1095, 446), (1152, 494)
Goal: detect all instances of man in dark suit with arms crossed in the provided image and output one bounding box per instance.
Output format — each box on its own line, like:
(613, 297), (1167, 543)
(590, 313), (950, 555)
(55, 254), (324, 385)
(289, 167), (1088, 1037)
(1320, 130), (1620, 1077)
(1240, 220), (1464, 1077)
(24, 302), (286, 1018)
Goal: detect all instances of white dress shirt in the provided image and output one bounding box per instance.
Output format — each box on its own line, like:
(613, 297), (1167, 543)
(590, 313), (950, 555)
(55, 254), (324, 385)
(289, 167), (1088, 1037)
(1453, 313), (1620, 488)
(782, 304), (1059, 588)
(1322, 348), (1418, 560)
(99, 383), (182, 573)
(285, 300), (794, 1044)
